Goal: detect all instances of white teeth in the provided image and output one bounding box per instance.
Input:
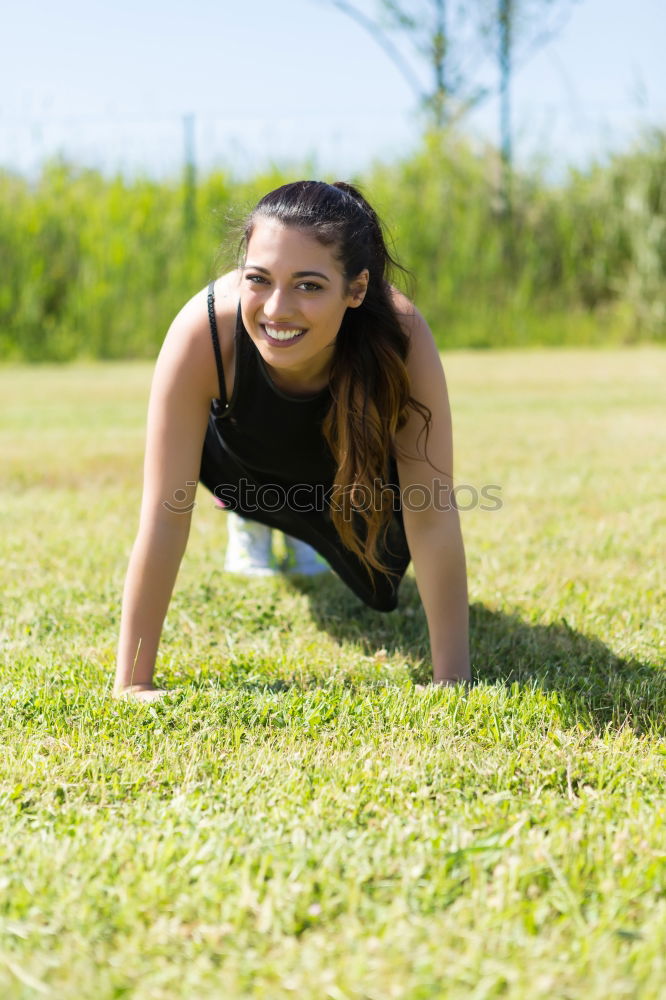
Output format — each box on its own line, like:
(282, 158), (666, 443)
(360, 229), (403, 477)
(264, 327), (305, 341)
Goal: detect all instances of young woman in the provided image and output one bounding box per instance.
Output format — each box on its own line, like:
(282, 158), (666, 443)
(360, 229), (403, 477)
(113, 181), (470, 701)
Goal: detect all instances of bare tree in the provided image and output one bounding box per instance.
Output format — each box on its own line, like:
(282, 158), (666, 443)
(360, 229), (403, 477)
(482, 0), (580, 218)
(325, 1), (490, 128)
(323, 0), (579, 139)
(498, 0), (513, 217)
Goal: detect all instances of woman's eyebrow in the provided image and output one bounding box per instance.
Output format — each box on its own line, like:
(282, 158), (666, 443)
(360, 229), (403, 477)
(244, 264), (331, 282)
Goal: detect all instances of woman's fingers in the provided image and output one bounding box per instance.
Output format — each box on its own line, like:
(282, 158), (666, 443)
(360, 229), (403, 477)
(112, 685), (176, 702)
(415, 679), (472, 691)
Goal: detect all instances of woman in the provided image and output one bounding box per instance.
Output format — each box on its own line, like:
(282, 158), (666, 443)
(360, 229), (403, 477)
(113, 181), (470, 701)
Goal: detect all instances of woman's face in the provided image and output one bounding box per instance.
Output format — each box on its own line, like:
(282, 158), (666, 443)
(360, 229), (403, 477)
(240, 218), (367, 391)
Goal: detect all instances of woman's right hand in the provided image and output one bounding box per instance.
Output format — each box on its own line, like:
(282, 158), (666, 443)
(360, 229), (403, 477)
(114, 283), (223, 696)
(112, 684), (175, 702)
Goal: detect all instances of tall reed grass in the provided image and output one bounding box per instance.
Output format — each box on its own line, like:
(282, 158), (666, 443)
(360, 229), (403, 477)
(1, 128), (664, 359)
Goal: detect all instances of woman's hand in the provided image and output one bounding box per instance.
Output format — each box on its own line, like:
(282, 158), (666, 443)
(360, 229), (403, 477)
(414, 679), (471, 691)
(113, 286), (218, 696)
(393, 302), (471, 687)
(112, 684), (175, 702)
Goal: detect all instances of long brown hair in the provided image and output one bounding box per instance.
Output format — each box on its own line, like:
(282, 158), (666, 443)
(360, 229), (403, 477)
(242, 180), (432, 585)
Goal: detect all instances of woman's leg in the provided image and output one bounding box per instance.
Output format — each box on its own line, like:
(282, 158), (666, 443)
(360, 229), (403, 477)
(282, 535), (330, 575)
(223, 511), (278, 576)
(223, 514), (328, 576)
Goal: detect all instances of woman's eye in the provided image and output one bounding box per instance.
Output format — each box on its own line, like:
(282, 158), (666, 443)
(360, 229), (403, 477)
(246, 274), (268, 285)
(298, 282), (322, 292)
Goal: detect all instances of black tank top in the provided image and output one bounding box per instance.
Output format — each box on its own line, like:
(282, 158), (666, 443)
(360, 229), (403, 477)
(207, 282), (335, 485)
(200, 280), (411, 611)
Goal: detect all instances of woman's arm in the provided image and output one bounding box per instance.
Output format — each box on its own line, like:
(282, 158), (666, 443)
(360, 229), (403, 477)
(113, 291), (219, 697)
(393, 296), (471, 686)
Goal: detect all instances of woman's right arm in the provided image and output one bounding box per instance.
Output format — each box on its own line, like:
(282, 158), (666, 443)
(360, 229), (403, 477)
(112, 292), (218, 698)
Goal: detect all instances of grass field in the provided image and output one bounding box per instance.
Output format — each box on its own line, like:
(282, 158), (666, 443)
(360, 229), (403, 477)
(1, 349), (665, 999)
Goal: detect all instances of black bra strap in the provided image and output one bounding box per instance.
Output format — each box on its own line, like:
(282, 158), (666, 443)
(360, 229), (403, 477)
(207, 280), (227, 406)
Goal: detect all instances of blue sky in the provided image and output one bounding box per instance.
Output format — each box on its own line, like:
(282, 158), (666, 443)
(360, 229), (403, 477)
(2, 0), (664, 179)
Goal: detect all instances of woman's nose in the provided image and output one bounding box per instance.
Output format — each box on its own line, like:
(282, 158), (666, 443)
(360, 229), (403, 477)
(263, 286), (292, 318)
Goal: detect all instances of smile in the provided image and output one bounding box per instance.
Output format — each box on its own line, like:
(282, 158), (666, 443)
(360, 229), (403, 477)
(262, 324), (308, 344)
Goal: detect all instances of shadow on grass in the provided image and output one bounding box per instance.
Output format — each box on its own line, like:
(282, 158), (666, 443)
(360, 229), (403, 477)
(284, 573), (666, 736)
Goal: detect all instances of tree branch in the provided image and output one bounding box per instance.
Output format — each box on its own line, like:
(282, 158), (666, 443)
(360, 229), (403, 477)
(328, 0), (426, 100)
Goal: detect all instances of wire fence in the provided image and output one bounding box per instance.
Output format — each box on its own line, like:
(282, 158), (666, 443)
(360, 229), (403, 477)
(1, 102), (662, 181)
(1, 110), (421, 180)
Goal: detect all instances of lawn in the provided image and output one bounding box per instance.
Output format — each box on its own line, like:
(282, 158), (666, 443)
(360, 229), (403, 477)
(1, 348), (664, 999)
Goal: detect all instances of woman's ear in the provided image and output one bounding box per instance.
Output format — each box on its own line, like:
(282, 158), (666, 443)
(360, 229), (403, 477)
(347, 269), (369, 308)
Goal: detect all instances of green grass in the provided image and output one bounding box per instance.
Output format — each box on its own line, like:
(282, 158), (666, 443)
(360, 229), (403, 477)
(1, 349), (665, 998)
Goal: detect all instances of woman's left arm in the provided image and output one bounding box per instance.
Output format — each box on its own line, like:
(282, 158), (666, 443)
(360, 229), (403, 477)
(394, 298), (471, 686)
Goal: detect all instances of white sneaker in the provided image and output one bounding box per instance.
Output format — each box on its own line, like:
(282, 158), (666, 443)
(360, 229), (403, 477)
(282, 535), (330, 575)
(223, 512), (279, 576)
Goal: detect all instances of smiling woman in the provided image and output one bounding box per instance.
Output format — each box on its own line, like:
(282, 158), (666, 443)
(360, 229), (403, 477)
(240, 220), (368, 393)
(113, 180), (470, 700)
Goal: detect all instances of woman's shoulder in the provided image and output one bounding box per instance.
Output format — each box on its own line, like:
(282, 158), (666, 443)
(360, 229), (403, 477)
(161, 269), (241, 401)
(389, 285), (431, 345)
(174, 268), (240, 341)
